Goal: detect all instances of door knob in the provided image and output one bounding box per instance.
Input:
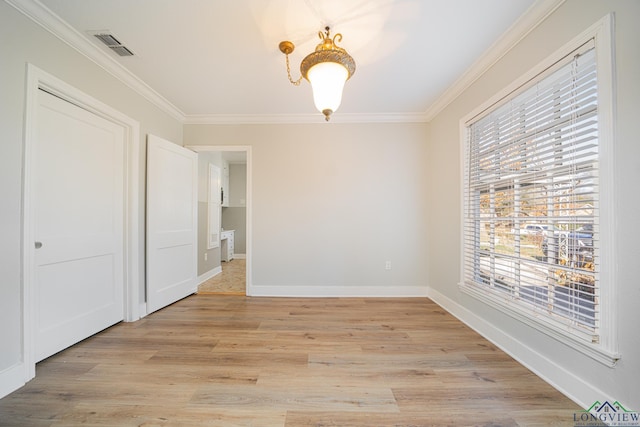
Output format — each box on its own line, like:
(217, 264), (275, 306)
(34, 241), (42, 249)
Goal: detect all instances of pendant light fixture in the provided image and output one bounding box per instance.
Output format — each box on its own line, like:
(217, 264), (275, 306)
(279, 27), (356, 121)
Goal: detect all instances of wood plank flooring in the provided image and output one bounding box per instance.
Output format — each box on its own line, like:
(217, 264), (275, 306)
(0, 296), (582, 426)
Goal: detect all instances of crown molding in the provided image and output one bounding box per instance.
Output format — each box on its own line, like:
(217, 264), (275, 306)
(7, 0), (564, 126)
(183, 111), (429, 125)
(192, 0), (564, 125)
(5, 0), (186, 122)
(423, 0), (566, 122)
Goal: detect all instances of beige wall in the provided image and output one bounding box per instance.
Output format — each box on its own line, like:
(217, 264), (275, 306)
(185, 122), (430, 295)
(426, 0), (640, 409)
(222, 207), (246, 255)
(228, 163), (247, 208)
(0, 1), (182, 393)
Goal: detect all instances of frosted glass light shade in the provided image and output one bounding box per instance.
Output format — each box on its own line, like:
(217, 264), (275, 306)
(307, 62), (349, 117)
(281, 27), (355, 121)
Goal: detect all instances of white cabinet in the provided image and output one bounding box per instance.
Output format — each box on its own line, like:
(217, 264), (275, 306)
(221, 230), (234, 262)
(221, 160), (230, 207)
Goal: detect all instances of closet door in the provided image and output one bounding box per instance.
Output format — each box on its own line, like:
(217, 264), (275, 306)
(146, 134), (198, 314)
(33, 89), (125, 361)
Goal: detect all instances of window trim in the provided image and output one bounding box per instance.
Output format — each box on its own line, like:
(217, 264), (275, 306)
(459, 14), (618, 367)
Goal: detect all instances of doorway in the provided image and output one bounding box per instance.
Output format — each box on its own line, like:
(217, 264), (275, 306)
(187, 146), (251, 296)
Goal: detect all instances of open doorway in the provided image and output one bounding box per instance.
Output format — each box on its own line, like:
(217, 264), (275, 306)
(188, 146), (251, 296)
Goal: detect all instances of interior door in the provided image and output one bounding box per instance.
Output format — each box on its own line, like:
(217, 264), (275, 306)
(146, 134), (198, 314)
(34, 89), (125, 362)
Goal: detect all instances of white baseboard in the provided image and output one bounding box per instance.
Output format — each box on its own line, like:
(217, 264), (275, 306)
(0, 362), (26, 399)
(138, 302), (148, 319)
(248, 285), (428, 298)
(426, 287), (609, 410)
(198, 266), (222, 285)
(232, 253), (246, 259)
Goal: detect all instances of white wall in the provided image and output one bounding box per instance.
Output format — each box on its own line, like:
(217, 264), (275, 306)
(425, 0), (640, 410)
(185, 123), (430, 297)
(0, 1), (183, 397)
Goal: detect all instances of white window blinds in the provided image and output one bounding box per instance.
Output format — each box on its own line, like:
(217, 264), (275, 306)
(463, 39), (599, 342)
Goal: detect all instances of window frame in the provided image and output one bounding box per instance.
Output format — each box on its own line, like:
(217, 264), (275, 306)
(459, 14), (618, 367)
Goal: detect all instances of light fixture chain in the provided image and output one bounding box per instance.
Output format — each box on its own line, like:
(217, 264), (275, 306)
(285, 53), (302, 86)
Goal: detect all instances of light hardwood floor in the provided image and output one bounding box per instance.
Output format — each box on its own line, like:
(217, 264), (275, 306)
(0, 296), (583, 426)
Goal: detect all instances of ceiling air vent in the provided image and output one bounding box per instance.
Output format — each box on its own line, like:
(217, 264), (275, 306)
(93, 32), (134, 57)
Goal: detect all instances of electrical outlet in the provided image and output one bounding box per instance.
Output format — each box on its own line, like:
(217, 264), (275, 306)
(385, 261), (391, 270)
(204, 253), (208, 261)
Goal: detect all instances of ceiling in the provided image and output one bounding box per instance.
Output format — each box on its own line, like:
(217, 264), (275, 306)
(24, 0), (541, 123)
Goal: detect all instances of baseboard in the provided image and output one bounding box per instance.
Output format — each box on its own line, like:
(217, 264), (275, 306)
(248, 285), (428, 298)
(426, 287), (609, 410)
(0, 362), (26, 399)
(232, 254), (246, 259)
(138, 302), (148, 319)
(197, 266), (222, 285)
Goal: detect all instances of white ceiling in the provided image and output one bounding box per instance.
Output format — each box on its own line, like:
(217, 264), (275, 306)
(27, 0), (540, 123)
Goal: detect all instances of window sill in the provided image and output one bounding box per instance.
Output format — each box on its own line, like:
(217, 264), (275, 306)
(459, 282), (620, 367)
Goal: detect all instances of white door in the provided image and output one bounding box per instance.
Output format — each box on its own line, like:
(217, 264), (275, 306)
(146, 135), (198, 314)
(33, 89), (125, 362)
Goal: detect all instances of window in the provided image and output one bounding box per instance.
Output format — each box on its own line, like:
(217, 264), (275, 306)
(461, 16), (617, 365)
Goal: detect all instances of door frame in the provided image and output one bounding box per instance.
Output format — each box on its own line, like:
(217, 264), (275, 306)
(187, 145), (252, 295)
(22, 64), (141, 381)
